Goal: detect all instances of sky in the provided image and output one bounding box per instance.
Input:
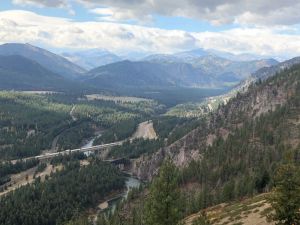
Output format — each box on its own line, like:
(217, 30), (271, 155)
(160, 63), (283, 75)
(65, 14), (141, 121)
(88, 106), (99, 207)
(1, 0), (300, 59)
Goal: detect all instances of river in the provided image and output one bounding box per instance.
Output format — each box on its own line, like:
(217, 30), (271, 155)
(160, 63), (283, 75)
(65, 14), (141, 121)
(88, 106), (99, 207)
(81, 136), (97, 148)
(81, 135), (101, 156)
(82, 135), (142, 213)
(108, 176), (141, 213)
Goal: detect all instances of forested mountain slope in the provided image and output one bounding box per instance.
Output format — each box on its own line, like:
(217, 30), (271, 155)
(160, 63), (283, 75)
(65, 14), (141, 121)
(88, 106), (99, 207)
(84, 60), (173, 89)
(132, 63), (300, 190)
(0, 55), (80, 91)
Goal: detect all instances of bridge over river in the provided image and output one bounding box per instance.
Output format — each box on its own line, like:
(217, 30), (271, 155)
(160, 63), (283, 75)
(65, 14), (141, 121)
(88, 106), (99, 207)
(11, 120), (157, 164)
(11, 140), (125, 164)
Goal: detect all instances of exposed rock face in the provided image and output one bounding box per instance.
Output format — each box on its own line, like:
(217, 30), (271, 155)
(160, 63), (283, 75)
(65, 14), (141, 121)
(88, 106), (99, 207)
(131, 65), (300, 181)
(131, 141), (202, 181)
(131, 149), (165, 181)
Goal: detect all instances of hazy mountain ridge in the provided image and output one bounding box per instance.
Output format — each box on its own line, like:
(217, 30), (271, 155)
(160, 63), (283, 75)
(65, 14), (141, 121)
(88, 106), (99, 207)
(175, 48), (279, 62)
(84, 60), (173, 89)
(61, 49), (122, 70)
(253, 56), (300, 80)
(231, 56), (300, 96)
(143, 52), (277, 86)
(84, 56), (277, 90)
(84, 59), (233, 89)
(145, 53), (277, 78)
(0, 43), (86, 79)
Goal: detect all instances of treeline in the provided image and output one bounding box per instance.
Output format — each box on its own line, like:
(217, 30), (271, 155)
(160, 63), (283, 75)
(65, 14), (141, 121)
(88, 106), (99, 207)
(0, 160), (125, 225)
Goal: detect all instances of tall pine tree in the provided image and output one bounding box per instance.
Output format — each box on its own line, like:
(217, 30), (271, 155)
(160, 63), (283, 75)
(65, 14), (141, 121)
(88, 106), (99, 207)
(144, 159), (181, 225)
(268, 162), (300, 225)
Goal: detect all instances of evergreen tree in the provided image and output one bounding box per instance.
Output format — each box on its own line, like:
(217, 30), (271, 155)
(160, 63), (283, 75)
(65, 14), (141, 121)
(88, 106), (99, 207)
(65, 217), (91, 225)
(268, 162), (300, 225)
(144, 159), (181, 225)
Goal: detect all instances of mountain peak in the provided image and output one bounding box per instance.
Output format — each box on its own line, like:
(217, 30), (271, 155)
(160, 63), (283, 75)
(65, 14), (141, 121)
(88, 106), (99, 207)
(0, 43), (86, 79)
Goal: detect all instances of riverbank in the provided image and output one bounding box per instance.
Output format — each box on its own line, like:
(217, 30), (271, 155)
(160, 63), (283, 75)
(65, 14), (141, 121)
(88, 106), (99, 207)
(98, 176), (141, 213)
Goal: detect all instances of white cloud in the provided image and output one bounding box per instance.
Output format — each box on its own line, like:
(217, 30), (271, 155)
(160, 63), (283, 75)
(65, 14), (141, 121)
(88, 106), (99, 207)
(12, 0), (69, 8)
(11, 0), (300, 26)
(90, 7), (152, 23)
(0, 10), (300, 59)
(12, 0), (75, 14)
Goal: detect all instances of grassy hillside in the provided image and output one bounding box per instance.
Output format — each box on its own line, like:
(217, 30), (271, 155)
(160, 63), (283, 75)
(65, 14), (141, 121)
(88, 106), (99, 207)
(185, 194), (273, 225)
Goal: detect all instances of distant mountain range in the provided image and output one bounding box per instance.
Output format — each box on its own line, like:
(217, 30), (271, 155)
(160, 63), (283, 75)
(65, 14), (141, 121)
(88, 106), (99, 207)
(59, 47), (277, 70)
(61, 49), (122, 70)
(0, 43), (285, 93)
(0, 43), (86, 79)
(84, 60), (224, 89)
(83, 56), (277, 90)
(145, 48), (276, 62)
(175, 48), (275, 62)
(253, 56), (300, 80)
(144, 53), (278, 79)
